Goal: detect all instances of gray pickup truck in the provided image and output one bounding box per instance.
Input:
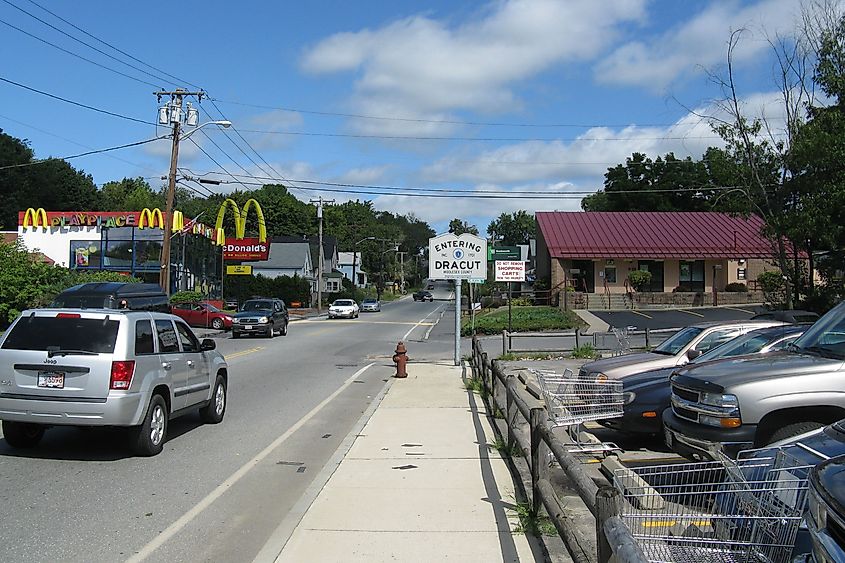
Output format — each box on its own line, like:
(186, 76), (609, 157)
(664, 300), (845, 460)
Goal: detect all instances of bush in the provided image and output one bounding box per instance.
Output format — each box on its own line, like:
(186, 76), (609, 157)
(724, 282), (748, 292)
(510, 297), (533, 306)
(627, 270), (652, 292)
(673, 284), (695, 293)
(170, 290), (205, 304)
(757, 270), (786, 307)
(570, 344), (599, 359)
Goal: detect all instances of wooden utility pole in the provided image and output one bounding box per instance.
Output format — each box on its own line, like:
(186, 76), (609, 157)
(310, 197), (334, 313)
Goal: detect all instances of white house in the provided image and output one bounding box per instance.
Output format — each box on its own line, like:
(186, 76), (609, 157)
(338, 251), (368, 287)
(249, 242), (313, 279)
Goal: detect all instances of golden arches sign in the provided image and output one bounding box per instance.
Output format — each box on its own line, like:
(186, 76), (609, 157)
(214, 198), (267, 243)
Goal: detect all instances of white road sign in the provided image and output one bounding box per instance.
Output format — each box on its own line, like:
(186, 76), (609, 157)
(428, 233), (487, 280)
(495, 260), (525, 282)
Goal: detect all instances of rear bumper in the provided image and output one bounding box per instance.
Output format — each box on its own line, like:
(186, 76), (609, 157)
(0, 391), (147, 426)
(662, 409), (757, 460)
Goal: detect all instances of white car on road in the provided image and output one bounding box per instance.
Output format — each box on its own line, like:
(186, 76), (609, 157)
(328, 299), (359, 319)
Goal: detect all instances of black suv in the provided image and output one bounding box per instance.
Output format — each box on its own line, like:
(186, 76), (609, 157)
(413, 290), (433, 302)
(232, 298), (288, 338)
(51, 282), (169, 312)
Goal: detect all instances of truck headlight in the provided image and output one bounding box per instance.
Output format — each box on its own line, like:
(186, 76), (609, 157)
(622, 392), (636, 405)
(232, 318), (240, 324)
(259, 316), (269, 324)
(699, 392), (739, 408)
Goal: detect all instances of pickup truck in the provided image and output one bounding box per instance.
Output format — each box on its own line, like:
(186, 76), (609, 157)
(664, 300), (845, 460)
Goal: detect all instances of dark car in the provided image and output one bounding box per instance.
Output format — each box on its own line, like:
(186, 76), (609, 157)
(51, 282), (169, 312)
(751, 309), (820, 324)
(599, 324), (806, 436)
(808, 452), (845, 561)
(171, 302), (233, 330)
(232, 298), (288, 338)
(413, 290), (433, 302)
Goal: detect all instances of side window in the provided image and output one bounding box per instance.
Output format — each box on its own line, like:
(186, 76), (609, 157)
(135, 320), (155, 355)
(155, 319), (180, 353)
(175, 322), (200, 352)
(769, 336), (798, 351)
(696, 329), (743, 353)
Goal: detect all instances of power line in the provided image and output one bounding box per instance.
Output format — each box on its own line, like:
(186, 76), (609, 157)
(0, 135), (168, 170)
(0, 17), (162, 88)
(2, 0), (179, 88)
(0, 76), (155, 124)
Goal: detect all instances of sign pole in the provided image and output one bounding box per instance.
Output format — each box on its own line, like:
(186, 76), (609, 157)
(508, 281), (512, 334)
(454, 279), (461, 366)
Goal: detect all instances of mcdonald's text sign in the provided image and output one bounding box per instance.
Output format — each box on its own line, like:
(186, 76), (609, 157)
(223, 237), (269, 261)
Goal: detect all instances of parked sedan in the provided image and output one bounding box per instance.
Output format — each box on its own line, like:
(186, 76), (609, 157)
(598, 324), (807, 436)
(328, 299), (359, 319)
(361, 298), (381, 312)
(579, 319), (784, 382)
(171, 302), (233, 330)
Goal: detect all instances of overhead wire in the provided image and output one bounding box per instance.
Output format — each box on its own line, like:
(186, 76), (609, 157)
(0, 135), (168, 170)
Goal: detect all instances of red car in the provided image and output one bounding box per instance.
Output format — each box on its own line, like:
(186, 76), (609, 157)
(171, 302), (233, 331)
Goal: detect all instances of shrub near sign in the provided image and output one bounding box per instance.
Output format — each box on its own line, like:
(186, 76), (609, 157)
(428, 233), (487, 280)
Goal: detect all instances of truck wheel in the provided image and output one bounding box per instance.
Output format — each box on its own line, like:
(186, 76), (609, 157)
(129, 394), (168, 456)
(2, 421), (45, 448)
(199, 376), (226, 424)
(280, 321), (288, 336)
(768, 421), (824, 444)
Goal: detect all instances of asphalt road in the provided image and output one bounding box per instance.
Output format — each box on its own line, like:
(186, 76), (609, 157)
(0, 289), (457, 563)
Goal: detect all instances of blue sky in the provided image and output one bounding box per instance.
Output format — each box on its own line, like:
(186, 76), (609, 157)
(0, 0), (821, 236)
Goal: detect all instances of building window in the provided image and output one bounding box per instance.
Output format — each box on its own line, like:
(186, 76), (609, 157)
(679, 260), (705, 292)
(70, 240), (102, 269)
(604, 266), (617, 283)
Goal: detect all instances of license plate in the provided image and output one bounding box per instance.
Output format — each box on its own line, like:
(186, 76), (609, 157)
(664, 428), (673, 448)
(245, 325), (253, 330)
(37, 371), (65, 389)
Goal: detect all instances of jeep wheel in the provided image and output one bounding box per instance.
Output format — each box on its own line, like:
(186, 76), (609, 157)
(266, 326), (275, 338)
(768, 421), (825, 444)
(211, 318), (225, 330)
(280, 321), (288, 336)
(199, 376), (226, 424)
(232, 331), (240, 339)
(2, 421), (45, 448)
(129, 394), (168, 456)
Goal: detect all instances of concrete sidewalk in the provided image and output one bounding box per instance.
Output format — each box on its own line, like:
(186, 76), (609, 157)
(257, 362), (541, 562)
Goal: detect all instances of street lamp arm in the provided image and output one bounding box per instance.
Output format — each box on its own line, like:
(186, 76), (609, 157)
(179, 120), (232, 141)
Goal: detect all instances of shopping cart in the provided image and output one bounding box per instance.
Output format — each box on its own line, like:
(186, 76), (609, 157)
(612, 325), (636, 355)
(532, 369), (623, 458)
(612, 447), (817, 563)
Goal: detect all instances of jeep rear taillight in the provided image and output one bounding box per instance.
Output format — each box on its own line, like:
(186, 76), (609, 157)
(110, 360), (135, 390)
(56, 313), (81, 318)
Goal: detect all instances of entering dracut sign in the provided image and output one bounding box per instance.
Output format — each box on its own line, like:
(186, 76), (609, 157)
(223, 237), (269, 261)
(428, 233), (487, 280)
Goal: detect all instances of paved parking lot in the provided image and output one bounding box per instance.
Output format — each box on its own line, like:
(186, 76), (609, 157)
(589, 304), (766, 330)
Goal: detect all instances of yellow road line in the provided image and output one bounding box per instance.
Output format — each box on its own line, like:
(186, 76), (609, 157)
(225, 347), (263, 359)
(630, 310), (653, 319)
(677, 309), (705, 317)
(724, 306), (754, 314)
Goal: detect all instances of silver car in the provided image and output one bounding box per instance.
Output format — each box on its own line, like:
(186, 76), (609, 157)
(579, 320), (785, 381)
(0, 309), (228, 456)
(360, 298), (381, 312)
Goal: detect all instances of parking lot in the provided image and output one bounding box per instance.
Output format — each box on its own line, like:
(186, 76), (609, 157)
(588, 304), (766, 330)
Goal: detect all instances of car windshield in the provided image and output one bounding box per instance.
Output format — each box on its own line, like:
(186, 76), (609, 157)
(363, 299), (377, 304)
(2, 316), (119, 353)
(333, 300), (354, 306)
(653, 326), (704, 356)
(694, 332), (776, 363)
(792, 301), (845, 360)
(242, 301), (272, 311)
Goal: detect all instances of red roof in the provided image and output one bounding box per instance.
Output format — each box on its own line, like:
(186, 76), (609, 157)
(537, 212), (774, 259)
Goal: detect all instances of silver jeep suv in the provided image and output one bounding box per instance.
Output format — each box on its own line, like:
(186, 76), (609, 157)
(0, 308), (228, 456)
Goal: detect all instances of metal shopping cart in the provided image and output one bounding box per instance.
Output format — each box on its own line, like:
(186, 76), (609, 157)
(532, 368), (624, 458)
(612, 325), (636, 355)
(612, 447), (817, 563)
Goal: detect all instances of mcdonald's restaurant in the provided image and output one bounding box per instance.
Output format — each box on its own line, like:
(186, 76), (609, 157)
(13, 208), (223, 295)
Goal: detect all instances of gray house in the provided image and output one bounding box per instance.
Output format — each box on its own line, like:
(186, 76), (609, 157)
(249, 242), (313, 280)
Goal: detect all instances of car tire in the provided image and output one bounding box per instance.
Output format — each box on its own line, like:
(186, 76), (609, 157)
(280, 321), (288, 336)
(199, 376), (226, 424)
(767, 421), (825, 444)
(267, 326), (274, 338)
(211, 318), (224, 330)
(129, 394), (168, 456)
(232, 331), (240, 339)
(2, 420), (45, 448)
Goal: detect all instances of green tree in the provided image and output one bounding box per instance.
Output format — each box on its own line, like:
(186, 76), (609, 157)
(486, 210), (535, 246)
(100, 177), (163, 211)
(448, 218), (478, 236)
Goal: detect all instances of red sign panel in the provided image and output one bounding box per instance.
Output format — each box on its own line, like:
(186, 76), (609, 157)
(223, 237), (269, 261)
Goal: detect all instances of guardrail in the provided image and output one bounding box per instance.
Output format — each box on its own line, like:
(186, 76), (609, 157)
(501, 327), (680, 356)
(471, 336), (648, 563)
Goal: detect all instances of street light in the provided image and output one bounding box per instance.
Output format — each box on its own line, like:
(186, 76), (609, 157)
(159, 118), (231, 294)
(352, 236), (376, 289)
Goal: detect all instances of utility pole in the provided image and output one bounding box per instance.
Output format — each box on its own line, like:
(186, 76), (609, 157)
(310, 196), (334, 313)
(398, 251), (405, 294)
(155, 89), (204, 294)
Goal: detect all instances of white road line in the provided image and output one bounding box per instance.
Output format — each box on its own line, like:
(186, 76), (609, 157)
(125, 363), (376, 563)
(402, 305), (446, 341)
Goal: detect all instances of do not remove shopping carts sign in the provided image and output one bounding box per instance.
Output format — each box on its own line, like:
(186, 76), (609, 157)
(495, 260), (525, 282)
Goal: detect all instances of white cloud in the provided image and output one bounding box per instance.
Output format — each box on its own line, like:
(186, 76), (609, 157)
(596, 0), (803, 91)
(240, 109), (304, 150)
(301, 0), (646, 134)
(335, 165), (390, 185)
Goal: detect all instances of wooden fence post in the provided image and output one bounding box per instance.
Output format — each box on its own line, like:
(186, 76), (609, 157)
(502, 329), (508, 355)
(506, 375), (515, 450)
(530, 407), (544, 516)
(596, 485), (622, 563)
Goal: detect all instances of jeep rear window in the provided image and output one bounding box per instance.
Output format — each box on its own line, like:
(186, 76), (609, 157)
(2, 316), (119, 353)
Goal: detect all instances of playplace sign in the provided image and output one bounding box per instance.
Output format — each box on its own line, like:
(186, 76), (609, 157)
(428, 233), (487, 280)
(19, 209), (162, 229)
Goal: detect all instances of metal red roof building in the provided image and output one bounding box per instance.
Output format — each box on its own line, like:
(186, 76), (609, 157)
(536, 211), (772, 259)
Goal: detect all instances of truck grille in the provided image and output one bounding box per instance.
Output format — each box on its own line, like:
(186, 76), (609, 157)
(673, 387), (698, 402)
(239, 317), (263, 324)
(673, 404), (698, 422)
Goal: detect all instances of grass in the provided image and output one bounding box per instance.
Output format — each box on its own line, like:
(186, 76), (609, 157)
(464, 377), (487, 398)
(463, 305), (583, 336)
(511, 499), (557, 537)
(489, 437), (522, 458)
(570, 344), (600, 359)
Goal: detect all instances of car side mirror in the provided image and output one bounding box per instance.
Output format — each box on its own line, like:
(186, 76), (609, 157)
(201, 339), (216, 351)
(686, 349), (702, 360)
